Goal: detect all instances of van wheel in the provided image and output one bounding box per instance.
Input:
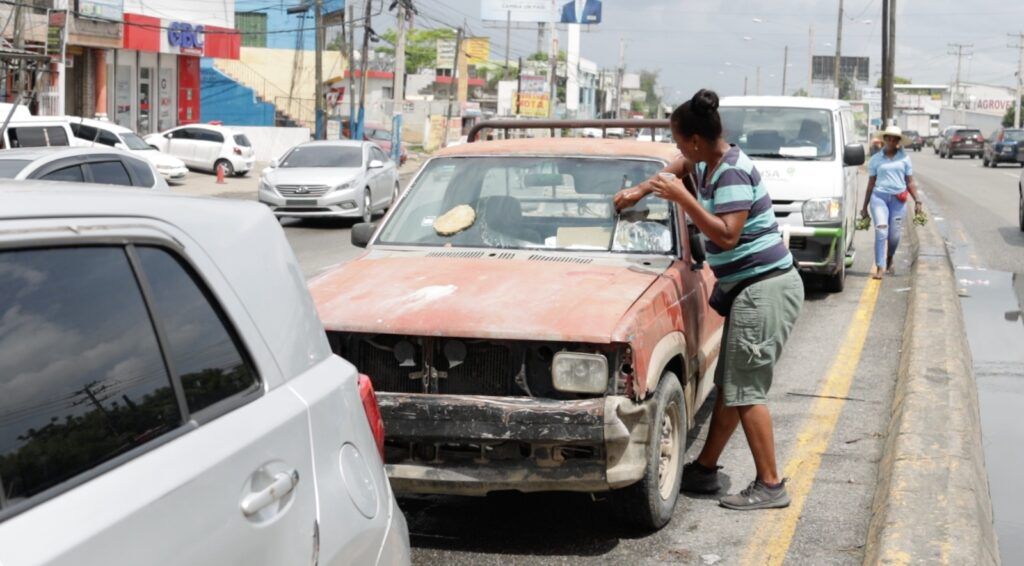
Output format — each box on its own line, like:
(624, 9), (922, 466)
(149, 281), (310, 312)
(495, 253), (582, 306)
(823, 258), (846, 293)
(612, 372), (685, 531)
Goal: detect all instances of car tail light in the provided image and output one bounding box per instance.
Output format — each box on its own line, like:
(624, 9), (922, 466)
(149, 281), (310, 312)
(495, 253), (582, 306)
(951, 135), (962, 143)
(233, 147), (242, 155)
(975, 135), (985, 142)
(357, 374), (385, 459)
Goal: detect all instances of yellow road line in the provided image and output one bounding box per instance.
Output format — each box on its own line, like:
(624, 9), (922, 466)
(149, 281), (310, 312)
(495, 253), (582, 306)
(740, 278), (882, 566)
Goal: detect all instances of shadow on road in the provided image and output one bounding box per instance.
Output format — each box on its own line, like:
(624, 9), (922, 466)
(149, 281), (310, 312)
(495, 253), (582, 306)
(998, 226), (1024, 248)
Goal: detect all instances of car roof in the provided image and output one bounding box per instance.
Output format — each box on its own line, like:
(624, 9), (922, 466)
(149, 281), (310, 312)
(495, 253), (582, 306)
(720, 96), (849, 110)
(171, 123), (237, 133)
(432, 137), (681, 161)
(69, 116), (133, 134)
(298, 140), (366, 149)
(0, 146), (134, 161)
(0, 182), (331, 382)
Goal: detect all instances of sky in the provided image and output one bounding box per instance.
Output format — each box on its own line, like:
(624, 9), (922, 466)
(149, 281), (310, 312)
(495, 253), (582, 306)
(395, 0), (1024, 103)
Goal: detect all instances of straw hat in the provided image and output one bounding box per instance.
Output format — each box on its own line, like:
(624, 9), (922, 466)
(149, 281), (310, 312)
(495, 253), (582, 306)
(881, 125), (903, 140)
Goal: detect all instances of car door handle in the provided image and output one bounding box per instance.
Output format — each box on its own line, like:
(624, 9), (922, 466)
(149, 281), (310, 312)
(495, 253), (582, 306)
(240, 469), (299, 516)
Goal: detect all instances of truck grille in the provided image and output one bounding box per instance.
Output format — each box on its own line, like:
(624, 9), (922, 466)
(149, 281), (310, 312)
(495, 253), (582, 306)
(277, 184), (331, 197)
(440, 342), (515, 395)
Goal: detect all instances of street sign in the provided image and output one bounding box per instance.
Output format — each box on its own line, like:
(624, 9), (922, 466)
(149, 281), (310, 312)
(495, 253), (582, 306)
(436, 39), (456, 69)
(480, 0), (557, 23)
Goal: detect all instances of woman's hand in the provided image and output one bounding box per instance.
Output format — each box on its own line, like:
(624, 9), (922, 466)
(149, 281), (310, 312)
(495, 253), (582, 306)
(914, 201), (923, 215)
(860, 205), (869, 219)
(613, 186), (648, 211)
(650, 174), (690, 203)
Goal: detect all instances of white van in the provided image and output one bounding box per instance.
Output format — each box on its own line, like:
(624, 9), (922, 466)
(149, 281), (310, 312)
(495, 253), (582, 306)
(0, 116), (77, 150)
(68, 117), (189, 183)
(718, 96), (866, 292)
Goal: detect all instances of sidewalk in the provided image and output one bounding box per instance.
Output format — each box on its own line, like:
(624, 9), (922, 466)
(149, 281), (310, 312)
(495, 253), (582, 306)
(170, 155), (426, 200)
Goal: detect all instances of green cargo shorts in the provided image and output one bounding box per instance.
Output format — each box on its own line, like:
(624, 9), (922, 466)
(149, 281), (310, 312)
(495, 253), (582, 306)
(714, 268), (804, 407)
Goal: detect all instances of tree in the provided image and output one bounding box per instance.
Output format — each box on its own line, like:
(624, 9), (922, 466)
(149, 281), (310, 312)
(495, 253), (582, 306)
(528, 51), (567, 62)
(875, 75), (912, 88)
(375, 28), (456, 75)
(639, 70), (661, 118)
(1002, 99), (1023, 127)
(792, 88), (809, 97)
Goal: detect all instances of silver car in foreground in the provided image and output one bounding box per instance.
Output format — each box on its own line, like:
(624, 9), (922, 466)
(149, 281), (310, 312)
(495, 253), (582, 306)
(259, 140), (400, 222)
(0, 147), (169, 190)
(0, 183), (410, 565)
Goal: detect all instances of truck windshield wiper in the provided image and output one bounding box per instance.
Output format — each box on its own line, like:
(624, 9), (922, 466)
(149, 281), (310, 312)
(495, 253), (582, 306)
(747, 153), (821, 161)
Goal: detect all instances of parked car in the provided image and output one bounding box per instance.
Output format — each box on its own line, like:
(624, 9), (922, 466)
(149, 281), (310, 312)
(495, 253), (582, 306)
(69, 117), (189, 183)
(903, 129), (924, 151)
(144, 124), (255, 176)
(1019, 168), (1024, 231)
(719, 96), (865, 292)
(938, 127), (984, 159)
(0, 116), (77, 150)
(635, 128), (665, 143)
(933, 125), (965, 154)
(308, 129), (724, 531)
(0, 147), (168, 190)
(0, 184), (410, 565)
(983, 128), (1024, 168)
(259, 140), (400, 222)
(341, 120), (408, 165)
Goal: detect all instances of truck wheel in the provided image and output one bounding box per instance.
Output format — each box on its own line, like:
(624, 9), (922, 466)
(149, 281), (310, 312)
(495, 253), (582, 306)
(613, 372), (685, 531)
(983, 156), (990, 167)
(1019, 184), (1024, 232)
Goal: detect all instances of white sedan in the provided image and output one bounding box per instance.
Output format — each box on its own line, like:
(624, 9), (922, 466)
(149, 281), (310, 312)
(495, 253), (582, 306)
(259, 140), (401, 222)
(0, 183), (411, 565)
(69, 117), (189, 183)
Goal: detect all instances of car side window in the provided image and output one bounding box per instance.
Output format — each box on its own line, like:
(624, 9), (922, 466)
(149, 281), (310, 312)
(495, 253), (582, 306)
(95, 130), (120, 147)
(134, 246), (260, 414)
(0, 247), (182, 513)
(39, 164), (85, 182)
(199, 130), (224, 144)
(88, 160), (133, 187)
(72, 124), (99, 143)
(9, 127), (46, 148)
(171, 128), (193, 140)
(124, 156), (155, 187)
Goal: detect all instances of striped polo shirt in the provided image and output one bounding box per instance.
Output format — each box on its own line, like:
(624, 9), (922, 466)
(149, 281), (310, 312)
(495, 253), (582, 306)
(696, 145), (793, 284)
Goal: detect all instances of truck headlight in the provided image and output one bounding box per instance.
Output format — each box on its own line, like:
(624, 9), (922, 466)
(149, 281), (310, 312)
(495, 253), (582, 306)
(802, 198), (842, 223)
(552, 352), (608, 394)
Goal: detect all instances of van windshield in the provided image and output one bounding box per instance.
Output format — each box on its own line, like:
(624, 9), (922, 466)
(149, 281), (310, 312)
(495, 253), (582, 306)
(121, 133), (151, 150)
(720, 107), (835, 160)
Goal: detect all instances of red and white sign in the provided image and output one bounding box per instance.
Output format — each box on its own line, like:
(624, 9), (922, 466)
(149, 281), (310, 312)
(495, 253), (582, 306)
(123, 13), (240, 59)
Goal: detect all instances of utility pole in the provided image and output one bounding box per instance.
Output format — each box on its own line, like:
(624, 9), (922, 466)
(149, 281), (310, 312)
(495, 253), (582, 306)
(744, 75), (748, 96)
(782, 45), (789, 95)
(347, 3), (356, 134)
(1009, 33), (1023, 129)
(834, 0), (844, 99)
(11, 0), (24, 94)
(516, 55), (523, 115)
(443, 27), (463, 147)
(948, 42), (972, 124)
(314, 0), (324, 139)
(886, 0), (896, 123)
(881, 0), (889, 125)
(537, 22), (545, 55)
(392, 0), (408, 161)
(807, 24), (814, 96)
(615, 39), (626, 118)
(756, 66), (761, 95)
(504, 10), (511, 77)
(355, 0), (374, 142)
(548, 33), (558, 118)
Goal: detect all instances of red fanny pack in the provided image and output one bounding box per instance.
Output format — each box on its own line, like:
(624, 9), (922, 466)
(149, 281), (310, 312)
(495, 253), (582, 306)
(896, 190), (909, 202)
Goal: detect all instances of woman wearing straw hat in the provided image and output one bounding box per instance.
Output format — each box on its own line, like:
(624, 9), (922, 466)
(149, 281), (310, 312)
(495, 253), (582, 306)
(860, 125), (922, 279)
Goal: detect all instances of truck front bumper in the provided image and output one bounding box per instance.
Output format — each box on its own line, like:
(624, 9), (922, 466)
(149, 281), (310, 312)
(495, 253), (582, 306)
(782, 225), (846, 275)
(379, 393), (652, 496)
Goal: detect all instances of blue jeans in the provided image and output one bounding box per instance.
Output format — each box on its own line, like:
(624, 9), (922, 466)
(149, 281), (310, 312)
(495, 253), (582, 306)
(869, 191), (907, 269)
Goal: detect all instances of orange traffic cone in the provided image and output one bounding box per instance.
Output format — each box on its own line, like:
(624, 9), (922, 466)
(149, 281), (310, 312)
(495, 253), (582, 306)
(216, 162), (226, 184)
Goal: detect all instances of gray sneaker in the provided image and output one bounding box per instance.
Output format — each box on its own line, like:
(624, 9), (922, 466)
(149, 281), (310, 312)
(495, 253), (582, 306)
(681, 461), (722, 494)
(719, 479), (790, 510)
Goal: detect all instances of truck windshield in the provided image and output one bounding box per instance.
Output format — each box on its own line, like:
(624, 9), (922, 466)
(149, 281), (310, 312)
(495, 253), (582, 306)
(720, 107), (835, 160)
(377, 156), (675, 254)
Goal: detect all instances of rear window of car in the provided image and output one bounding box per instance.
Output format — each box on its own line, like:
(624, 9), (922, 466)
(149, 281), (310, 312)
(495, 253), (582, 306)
(233, 134), (251, 147)
(956, 129), (981, 136)
(903, 130), (918, 137)
(124, 156), (155, 187)
(88, 160), (133, 187)
(8, 126), (69, 148)
(0, 159), (31, 178)
(1004, 130), (1024, 141)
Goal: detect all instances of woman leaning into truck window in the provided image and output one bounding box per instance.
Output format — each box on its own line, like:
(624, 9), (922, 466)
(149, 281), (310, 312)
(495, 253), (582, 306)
(613, 89), (804, 511)
(860, 125), (922, 279)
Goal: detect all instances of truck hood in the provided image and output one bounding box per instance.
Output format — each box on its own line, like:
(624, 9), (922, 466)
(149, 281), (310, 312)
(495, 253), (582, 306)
(309, 253), (664, 343)
(750, 159), (841, 201)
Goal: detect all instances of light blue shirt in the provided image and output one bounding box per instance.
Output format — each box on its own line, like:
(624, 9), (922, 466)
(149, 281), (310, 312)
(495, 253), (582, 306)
(868, 149), (913, 195)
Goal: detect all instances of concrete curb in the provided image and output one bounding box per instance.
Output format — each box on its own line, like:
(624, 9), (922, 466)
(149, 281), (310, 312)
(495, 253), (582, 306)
(863, 216), (1000, 565)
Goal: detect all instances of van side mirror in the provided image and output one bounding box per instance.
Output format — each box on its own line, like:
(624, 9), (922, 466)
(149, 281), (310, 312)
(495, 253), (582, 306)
(351, 222), (376, 248)
(843, 143), (866, 166)
(268, 159), (279, 169)
(687, 222), (706, 270)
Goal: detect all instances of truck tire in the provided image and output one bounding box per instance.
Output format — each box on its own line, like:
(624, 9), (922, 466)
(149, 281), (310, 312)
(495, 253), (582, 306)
(823, 256), (846, 293)
(613, 372), (685, 531)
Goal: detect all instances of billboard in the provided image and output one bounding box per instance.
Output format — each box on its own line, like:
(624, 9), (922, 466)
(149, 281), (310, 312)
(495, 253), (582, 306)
(516, 93), (550, 117)
(464, 37), (490, 65)
(812, 55), (870, 83)
(78, 0), (123, 21)
(559, 0), (601, 24)
(481, 0), (557, 23)
(436, 38), (457, 69)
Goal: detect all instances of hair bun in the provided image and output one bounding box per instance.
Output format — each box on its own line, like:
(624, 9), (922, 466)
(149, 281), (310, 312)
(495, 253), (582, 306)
(691, 89), (720, 116)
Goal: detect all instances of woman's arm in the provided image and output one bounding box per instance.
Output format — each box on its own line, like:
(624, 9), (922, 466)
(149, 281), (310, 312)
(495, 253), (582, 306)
(861, 176), (876, 216)
(648, 175), (748, 250)
(613, 155), (692, 211)
(906, 175), (923, 213)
